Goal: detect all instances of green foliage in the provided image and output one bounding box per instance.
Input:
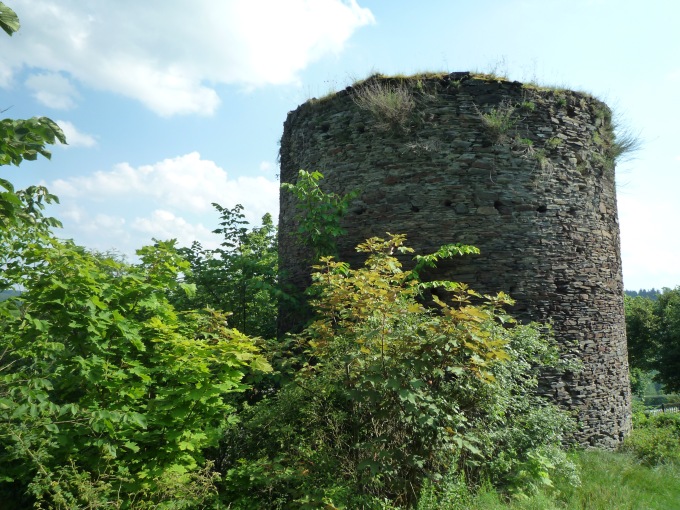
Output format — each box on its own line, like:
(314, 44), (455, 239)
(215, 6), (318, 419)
(628, 367), (657, 399)
(519, 101), (536, 112)
(466, 325), (579, 498)
(625, 287), (680, 393)
(591, 106), (641, 169)
(219, 234), (575, 508)
(172, 203), (279, 339)
(1, 3), (65, 232)
(653, 288), (680, 392)
(0, 49), (270, 501)
(0, 116), (67, 166)
(556, 450), (680, 510)
(0, 1), (19, 36)
(416, 470), (473, 509)
(545, 137), (562, 149)
(478, 101), (518, 143)
(416, 446), (680, 509)
(281, 169), (357, 260)
(0, 229), (271, 507)
(625, 288), (661, 299)
(623, 411), (680, 466)
(625, 294), (658, 372)
(0, 181), (62, 233)
(433, 450), (680, 510)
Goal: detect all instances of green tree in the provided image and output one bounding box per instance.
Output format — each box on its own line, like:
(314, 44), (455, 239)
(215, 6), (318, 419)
(173, 203), (279, 339)
(625, 288), (680, 394)
(279, 170), (359, 334)
(0, 234), (271, 507)
(625, 294), (659, 371)
(625, 294), (662, 397)
(653, 288), (680, 392)
(0, 6), (275, 506)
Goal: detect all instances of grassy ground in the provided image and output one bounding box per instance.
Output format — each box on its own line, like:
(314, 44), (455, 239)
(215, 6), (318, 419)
(460, 450), (680, 510)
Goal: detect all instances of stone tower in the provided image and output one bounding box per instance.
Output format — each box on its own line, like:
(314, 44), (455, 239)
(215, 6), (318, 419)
(278, 72), (632, 447)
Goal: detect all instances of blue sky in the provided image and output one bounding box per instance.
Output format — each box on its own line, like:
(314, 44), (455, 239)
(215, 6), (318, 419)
(1, 0), (678, 290)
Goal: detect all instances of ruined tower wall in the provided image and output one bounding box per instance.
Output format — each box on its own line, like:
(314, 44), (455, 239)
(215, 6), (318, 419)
(278, 73), (632, 447)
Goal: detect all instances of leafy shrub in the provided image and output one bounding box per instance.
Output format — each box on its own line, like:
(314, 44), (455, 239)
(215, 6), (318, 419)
(0, 233), (271, 507)
(218, 235), (576, 508)
(623, 412), (680, 466)
(281, 169), (358, 261)
(416, 471), (473, 510)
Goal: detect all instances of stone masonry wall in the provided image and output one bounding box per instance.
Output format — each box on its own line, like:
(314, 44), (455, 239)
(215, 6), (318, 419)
(278, 72), (632, 448)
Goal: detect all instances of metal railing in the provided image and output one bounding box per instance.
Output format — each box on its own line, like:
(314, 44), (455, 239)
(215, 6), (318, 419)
(647, 405), (680, 415)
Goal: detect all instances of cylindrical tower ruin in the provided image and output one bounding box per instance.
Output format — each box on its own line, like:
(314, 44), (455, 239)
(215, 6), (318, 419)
(278, 72), (632, 447)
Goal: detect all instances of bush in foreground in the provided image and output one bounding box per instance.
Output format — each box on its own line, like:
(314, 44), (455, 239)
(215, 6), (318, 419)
(0, 234), (270, 508)
(623, 409), (680, 466)
(218, 235), (577, 508)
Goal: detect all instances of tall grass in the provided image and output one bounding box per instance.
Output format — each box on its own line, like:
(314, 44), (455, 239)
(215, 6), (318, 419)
(417, 450), (680, 509)
(557, 450), (680, 510)
(352, 79), (415, 132)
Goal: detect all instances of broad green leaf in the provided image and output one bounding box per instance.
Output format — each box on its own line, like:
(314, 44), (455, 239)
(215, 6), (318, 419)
(128, 412), (147, 429)
(90, 295), (107, 310)
(123, 441), (140, 453)
(0, 2), (20, 36)
(43, 423), (59, 433)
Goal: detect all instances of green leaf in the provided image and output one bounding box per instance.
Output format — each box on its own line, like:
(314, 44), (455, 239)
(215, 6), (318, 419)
(10, 403), (29, 419)
(398, 388), (417, 404)
(357, 458), (380, 475)
(128, 412), (147, 429)
(123, 441), (140, 453)
(0, 177), (15, 192)
(179, 282), (196, 297)
(0, 2), (20, 36)
(44, 423), (59, 433)
(90, 295), (107, 310)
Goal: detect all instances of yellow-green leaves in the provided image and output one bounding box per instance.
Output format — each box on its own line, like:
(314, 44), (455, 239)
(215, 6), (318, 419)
(287, 234), (520, 502)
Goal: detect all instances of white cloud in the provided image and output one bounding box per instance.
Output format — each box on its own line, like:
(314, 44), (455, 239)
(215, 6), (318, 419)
(25, 72), (79, 109)
(55, 120), (97, 147)
(132, 210), (216, 249)
(49, 152), (279, 255)
(51, 152), (278, 216)
(2, 0), (374, 116)
(54, 206), (132, 251)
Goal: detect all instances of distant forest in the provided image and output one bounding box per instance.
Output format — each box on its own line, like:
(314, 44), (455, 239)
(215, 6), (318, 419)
(625, 289), (661, 299)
